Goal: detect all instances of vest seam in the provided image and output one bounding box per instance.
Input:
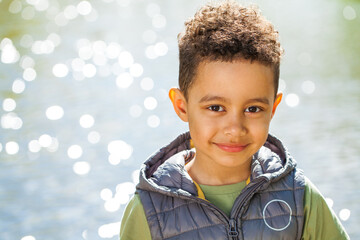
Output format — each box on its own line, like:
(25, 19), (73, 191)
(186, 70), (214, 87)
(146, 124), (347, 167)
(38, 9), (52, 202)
(243, 212), (304, 221)
(293, 170), (299, 239)
(241, 214), (304, 222)
(148, 191), (165, 239)
(163, 223), (225, 239)
(180, 167), (183, 190)
(147, 201), (201, 218)
(259, 187), (304, 193)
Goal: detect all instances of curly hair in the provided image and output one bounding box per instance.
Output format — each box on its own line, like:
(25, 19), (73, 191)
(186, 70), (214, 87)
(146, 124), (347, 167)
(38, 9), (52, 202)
(177, 0), (284, 99)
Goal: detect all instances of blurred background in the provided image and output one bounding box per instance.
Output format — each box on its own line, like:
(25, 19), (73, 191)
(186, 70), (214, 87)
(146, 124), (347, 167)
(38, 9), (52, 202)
(0, 0), (359, 239)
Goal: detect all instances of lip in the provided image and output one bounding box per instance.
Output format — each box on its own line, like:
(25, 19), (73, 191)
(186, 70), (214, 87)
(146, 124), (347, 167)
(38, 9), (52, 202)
(214, 143), (249, 153)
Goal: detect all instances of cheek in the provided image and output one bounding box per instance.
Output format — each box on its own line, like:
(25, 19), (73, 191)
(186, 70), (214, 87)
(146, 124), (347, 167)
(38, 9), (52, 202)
(249, 118), (271, 138)
(189, 109), (220, 128)
(188, 112), (220, 140)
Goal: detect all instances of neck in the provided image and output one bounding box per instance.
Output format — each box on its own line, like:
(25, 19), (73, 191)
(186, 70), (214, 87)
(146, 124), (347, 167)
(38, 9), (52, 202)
(185, 156), (251, 186)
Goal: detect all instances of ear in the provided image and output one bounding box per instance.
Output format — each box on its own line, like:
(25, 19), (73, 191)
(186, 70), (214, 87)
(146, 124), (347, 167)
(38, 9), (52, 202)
(169, 88), (189, 122)
(271, 93), (282, 118)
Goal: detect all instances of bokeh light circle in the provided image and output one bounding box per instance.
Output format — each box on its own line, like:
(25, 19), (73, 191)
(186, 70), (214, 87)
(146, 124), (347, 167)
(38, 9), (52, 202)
(144, 97), (157, 110)
(147, 115), (160, 128)
(107, 140), (133, 160)
(129, 105), (142, 118)
(88, 131), (101, 144)
(83, 63), (97, 78)
(79, 114), (95, 128)
(28, 140), (41, 153)
(23, 68), (36, 81)
(46, 105), (64, 120)
(285, 93), (299, 107)
(21, 236), (36, 240)
(3, 98), (16, 112)
(301, 80), (315, 94)
(116, 72), (133, 89)
(6, 141), (19, 155)
(118, 51), (134, 68)
(77, 1), (92, 16)
(100, 188), (113, 201)
(39, 134), (52, 148)
(73, 161), (91, 175)
(339, 209), (351, 221)
(52, 64), (69, 78)
(129, 63), (143, 77)
(12, 79), (26, 94)
(67, 145), (83, 159)
(152, 14), (166, 28)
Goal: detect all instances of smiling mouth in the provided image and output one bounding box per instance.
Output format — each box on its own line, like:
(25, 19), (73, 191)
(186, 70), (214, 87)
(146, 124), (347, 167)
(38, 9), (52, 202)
(214, 143), (249, 153)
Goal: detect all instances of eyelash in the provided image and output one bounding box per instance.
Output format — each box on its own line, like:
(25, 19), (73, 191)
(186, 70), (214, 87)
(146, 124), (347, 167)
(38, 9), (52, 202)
(207, 105), (225, 112)
(245, 106), (262, 113)
(207, 105), (263, 113)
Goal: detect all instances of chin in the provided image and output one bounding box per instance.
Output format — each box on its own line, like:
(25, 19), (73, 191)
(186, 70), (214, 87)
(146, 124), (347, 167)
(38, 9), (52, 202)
(216, 158), (249, 168)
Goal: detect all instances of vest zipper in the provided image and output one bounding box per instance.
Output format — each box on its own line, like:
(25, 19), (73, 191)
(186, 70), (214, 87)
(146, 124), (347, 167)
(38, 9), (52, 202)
(228, 219), (239, 239)
(195, 198), (240, 239)
(184, 177), (267, 240)
(184, 196), (237, 239)
(230, 177), (268, 239)
(233, 177), (267, 217)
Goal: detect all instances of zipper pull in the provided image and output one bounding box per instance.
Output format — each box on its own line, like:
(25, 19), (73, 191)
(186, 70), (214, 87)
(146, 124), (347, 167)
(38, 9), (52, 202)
(228, 219), (238, 237)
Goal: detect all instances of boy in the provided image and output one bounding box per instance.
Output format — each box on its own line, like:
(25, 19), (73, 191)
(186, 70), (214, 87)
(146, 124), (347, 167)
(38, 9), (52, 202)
(120, 1), (349, 239)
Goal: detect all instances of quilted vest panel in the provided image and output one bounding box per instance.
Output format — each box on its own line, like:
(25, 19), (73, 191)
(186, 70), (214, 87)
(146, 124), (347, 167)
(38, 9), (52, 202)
(138, 167), (305, 240)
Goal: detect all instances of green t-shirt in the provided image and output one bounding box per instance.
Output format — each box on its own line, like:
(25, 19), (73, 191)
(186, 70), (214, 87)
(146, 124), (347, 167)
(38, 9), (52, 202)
(120, 177), (349, 240)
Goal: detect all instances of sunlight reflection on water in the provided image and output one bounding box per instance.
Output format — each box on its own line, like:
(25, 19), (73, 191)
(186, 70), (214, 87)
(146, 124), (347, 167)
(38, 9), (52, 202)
(0, 0), (359, 239)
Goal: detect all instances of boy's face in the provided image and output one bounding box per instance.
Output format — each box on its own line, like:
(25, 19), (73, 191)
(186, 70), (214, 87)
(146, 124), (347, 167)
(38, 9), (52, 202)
(171, 60), (282, 170)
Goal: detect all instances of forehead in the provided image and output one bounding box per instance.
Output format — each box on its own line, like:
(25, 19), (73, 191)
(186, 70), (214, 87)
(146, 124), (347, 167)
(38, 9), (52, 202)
(188, 60), (275, 102)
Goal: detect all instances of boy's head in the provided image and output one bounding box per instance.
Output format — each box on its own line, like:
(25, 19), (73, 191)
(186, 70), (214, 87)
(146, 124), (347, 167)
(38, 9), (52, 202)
(177, 0), (283, 99)
(169, 1), (284, 180)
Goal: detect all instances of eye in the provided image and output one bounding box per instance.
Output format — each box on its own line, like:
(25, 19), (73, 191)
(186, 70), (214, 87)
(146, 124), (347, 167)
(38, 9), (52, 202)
(245, 106), (261, 113)
(207, 105), (225, 112)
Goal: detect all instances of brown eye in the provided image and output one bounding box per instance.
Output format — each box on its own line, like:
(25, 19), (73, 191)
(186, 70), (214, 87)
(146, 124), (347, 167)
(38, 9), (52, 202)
(208, 105), (224, 112)
(245, 106), (261, 113)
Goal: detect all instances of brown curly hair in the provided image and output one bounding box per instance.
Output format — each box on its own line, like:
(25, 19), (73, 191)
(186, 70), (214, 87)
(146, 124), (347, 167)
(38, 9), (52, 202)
(178, 1), (283, 99)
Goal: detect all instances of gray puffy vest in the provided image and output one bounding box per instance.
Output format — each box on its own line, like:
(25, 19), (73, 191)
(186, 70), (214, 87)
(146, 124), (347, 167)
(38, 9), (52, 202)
(137, 132), (305, 240)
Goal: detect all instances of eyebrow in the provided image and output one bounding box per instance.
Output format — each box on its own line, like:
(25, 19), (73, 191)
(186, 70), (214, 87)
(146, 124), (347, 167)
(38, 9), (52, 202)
(198, 95), (229, 103)
(198, 95), (270, 105)
(246, 98), (270, 105)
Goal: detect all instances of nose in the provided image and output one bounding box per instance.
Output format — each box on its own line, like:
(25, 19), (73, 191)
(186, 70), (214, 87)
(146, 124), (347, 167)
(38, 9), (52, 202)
(223, 114), (248, 139)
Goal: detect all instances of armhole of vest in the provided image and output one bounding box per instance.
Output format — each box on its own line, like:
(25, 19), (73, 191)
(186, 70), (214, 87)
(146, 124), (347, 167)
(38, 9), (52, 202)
(293, 168), (305, 240)
(292, 170), (300, 239)
(142, 190), (165, 240)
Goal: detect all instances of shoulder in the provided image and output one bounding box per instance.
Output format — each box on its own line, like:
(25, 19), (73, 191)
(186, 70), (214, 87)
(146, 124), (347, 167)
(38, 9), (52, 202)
(304, 176), (323, 198)
(302, 176), (350, 239)
(303, 176), (336, 211)
(121, 194), (146, 221)
(120, 194), (152, 240)
(302, 176), (327, 215)
(129, 193), (143, 208)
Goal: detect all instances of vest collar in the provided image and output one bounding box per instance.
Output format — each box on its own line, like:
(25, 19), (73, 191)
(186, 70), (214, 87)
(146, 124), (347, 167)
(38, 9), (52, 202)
(137, 132), (297, 198)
